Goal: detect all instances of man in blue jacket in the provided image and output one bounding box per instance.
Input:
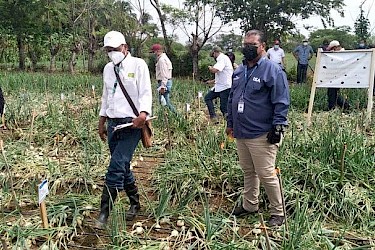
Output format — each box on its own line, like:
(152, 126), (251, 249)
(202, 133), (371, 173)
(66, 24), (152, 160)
(226, 30), (290, 227)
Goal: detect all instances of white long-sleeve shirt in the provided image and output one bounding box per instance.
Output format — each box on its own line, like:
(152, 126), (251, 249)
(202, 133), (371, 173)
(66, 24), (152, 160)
(213, 53), (233, 92)
(99, 53), (152, 118)
(155, 53), (172, 87)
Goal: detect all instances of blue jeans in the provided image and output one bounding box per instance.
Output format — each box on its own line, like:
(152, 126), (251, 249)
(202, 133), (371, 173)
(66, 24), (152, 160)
(158, 80), (176, 113)
(105, 118), (141, 190)
(204, 88), (231, 118)
(297, 63), (308, 84)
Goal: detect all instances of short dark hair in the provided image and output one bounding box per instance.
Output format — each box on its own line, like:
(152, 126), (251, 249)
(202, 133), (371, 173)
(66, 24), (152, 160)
(245, 30), (266, 43)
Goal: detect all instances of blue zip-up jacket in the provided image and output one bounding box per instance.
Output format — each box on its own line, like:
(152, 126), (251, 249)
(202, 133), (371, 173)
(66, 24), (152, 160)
(227, 57), (289, 139)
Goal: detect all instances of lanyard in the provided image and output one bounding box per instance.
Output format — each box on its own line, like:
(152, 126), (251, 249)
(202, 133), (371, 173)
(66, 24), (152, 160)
(241, 65), (258, 100)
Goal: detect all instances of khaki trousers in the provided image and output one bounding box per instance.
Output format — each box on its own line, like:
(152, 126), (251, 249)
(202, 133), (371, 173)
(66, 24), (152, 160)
(236, 134), (283, 216)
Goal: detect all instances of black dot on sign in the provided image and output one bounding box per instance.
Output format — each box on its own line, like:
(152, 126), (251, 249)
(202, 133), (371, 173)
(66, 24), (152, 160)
(357, 58), (359, 61)
(323, 66), (327, 68)
(341, 81), (344, 84)
(344, 74), (347, 76)
(363, 67), (366, 69)
(331, 59), (334, 61)
(320, 80), (323, 82)
(357, 81), (360, 84)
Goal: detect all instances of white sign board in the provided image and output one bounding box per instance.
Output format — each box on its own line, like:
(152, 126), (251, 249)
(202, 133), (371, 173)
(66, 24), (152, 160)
(307, 49), (375, 126)
(38, 179), (49, 204)
(316, 50), (373, 88)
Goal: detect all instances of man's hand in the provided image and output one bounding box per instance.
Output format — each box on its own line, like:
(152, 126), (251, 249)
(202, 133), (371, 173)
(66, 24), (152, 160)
(159, 87), (166, 95)
(132, 112), (147, 128)
(98, 116), (107, 142)
(267, 125), (286, 144)
(226, 127), (234, 137)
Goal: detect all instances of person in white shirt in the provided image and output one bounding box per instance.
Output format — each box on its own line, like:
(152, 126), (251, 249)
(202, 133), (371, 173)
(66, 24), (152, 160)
(150, 44), (176, 112)
(204, 46), (233, 122)
(267, 40), (285, 67)
(97, 31), (152, 227)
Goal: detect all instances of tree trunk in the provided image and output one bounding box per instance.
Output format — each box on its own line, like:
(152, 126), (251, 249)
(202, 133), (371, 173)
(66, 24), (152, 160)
(150, 0), (172, 56)
(50, 45), (60, 72)
(190, 33), (200, 79)
(69, 42), (81, 74)
(88, 18), (96, 73)
(17, 35), (26, 70)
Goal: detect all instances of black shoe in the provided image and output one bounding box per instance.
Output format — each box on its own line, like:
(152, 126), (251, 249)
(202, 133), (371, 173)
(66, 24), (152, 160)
(232, 205), (258, 217)
(95, 186), (118, 228)
(125, 183), (141, 221)
(267, 215), (285, 227)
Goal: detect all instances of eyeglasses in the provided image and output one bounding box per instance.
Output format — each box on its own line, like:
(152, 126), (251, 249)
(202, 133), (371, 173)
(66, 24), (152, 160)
(243, 43), (260, 47)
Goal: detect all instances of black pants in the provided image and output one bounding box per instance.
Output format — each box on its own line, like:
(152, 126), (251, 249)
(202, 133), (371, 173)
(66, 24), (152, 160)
(0, 87), (4, 116)
(297, 63), (308, 84)
(204, 88), (231, 118)
(327, 88), (349, 110)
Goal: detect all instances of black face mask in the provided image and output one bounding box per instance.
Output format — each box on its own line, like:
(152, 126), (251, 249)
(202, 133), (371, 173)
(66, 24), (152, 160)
(242, 45), (259, 61)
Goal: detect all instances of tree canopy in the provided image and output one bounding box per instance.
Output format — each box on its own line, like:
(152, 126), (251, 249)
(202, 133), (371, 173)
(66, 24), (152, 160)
(216, 0), (345, 42)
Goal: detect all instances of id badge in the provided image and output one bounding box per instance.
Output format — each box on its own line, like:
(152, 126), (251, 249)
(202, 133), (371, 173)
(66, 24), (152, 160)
(237, 100), (244, 113)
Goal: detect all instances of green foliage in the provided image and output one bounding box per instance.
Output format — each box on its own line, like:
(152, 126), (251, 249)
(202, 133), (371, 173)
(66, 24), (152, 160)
(216, 0), (344, 42)
(354, 7), (370, 42)
(308, 27), (358, 50)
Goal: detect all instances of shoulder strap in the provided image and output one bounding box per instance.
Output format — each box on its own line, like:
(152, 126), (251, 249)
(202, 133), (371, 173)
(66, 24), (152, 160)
(114, 65), (139, 117)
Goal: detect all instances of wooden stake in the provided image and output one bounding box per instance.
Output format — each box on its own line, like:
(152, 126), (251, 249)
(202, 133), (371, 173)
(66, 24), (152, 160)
(276, 167), (289, 232)
(259, 213), (272, 250)
(39, 201), (49, 228)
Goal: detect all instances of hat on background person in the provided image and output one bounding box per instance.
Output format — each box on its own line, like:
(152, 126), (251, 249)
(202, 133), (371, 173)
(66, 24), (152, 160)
(274, 40), (280, 45)
(327, 40), (340, 50)
(103, 31), (126, 48)
(150, 44), (163, 52)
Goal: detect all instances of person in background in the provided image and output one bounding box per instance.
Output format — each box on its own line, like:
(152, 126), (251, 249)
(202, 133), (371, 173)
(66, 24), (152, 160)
(150, 44), (176, 113)
(97, 30), (152, 228)
(326, 40), (350, 110)
(320, 39), (330, 52)
(225, 49), (238, 69)
(356, 39), (370, 49)
(226, 30), (290, 227)
(293, 39), (314, 84)
(266, 40), (286, 68)
(204, 46), (233, 122)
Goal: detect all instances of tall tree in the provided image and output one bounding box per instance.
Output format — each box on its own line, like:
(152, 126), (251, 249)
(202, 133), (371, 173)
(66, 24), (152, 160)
(354, 4), (370, 42)
(216, 0), (344, 42)
(176, 0), (222, 77)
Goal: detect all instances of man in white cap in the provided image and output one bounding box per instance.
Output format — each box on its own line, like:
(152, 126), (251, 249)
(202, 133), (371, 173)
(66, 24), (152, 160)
(326, 40), (349, 110)
(96, 30), (152, 227)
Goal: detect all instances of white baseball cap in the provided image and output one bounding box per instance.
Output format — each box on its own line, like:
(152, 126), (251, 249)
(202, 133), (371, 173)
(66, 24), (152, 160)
(328, 40), (340, 48)
(103, 31), (126, 48)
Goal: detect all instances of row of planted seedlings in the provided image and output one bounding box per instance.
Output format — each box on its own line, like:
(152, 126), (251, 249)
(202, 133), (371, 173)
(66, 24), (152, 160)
(110, 81), (375, 248)
(1, 72), (374, 249)
(0, 72), (114, 249)
(0, 73), (208, 249)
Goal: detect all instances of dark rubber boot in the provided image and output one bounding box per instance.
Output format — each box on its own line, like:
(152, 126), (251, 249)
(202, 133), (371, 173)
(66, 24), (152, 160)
(95, 186), (118, 228)
(124, 183), (140, 221)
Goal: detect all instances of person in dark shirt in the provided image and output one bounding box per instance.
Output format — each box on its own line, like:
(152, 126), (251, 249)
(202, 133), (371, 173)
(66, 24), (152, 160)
(226, 29), (290, 227)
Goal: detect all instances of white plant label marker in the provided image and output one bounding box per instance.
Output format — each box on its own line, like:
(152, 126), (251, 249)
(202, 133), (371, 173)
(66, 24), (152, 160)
(38, 179), (49, 228)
